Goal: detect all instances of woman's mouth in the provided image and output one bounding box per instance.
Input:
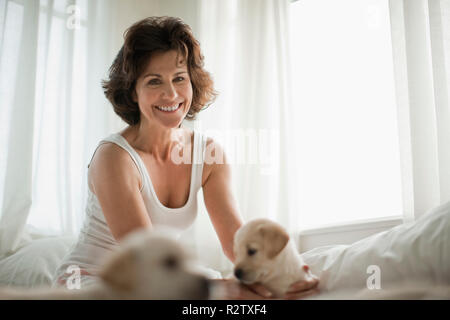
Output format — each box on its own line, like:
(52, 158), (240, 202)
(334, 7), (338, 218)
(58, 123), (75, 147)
(154, 103), (182, 113)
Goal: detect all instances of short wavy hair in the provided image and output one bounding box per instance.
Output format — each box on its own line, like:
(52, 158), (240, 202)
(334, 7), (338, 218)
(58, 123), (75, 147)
(102, 16), (217, 125)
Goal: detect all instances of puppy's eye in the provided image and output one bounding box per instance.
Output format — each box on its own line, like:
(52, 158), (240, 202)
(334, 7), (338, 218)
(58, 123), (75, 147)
(247, 248), (257, 256)
(163, 256), (178, 270)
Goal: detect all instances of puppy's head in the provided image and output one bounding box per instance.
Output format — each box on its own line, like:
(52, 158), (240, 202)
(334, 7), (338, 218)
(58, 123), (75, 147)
(99, 227), (210, 299)
(233, 219), (289, 284)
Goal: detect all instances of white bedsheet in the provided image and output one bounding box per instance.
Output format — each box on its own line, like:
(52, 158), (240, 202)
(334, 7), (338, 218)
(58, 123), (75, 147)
(301, 201), (450, 298)
(0, 235), (76, 288)
(0, 201), (448, 297)
(0, 234), (221, 289)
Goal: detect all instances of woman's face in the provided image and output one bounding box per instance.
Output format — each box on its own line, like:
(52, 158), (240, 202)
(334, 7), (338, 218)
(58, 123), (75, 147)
(133, 50), (193, 129)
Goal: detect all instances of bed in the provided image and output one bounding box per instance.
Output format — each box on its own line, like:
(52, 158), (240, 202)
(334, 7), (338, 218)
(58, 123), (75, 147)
(301, 200), (450, 299)
(0, 201), (448, 299)
(0, 235), (76, 288)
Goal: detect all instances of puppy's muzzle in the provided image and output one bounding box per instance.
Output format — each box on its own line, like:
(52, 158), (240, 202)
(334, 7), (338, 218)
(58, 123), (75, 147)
(233, 267), (259, 284)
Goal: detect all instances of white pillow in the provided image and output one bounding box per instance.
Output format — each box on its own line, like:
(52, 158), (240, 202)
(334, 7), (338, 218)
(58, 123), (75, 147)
(301, 200), (450, 292)
(0, 236), (76, 288)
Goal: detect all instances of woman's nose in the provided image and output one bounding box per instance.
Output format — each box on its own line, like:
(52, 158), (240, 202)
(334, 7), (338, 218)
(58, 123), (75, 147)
(161, 83), (178, 100)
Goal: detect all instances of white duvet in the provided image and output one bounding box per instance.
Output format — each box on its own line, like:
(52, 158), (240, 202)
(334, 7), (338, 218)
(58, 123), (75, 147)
(301, 200), (450, 298)
(0, 201), (449, 298)
(0, 235), (76, 287)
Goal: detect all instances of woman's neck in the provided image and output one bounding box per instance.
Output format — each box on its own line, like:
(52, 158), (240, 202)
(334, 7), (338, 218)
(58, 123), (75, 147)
(122, 121), (188, 162)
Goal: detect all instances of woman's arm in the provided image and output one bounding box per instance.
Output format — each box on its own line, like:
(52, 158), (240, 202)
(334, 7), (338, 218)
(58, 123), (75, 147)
(89, 143), (152, 242)
(202, 139), (243, 262)
(202, 139), (319, 299)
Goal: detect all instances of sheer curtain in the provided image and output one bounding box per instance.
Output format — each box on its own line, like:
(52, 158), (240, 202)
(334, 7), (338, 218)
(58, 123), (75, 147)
(0, 0), (124, 257)
(0, 0), (40, 256)
(180, 0), (295, 275)
(389, 0), (450, 222)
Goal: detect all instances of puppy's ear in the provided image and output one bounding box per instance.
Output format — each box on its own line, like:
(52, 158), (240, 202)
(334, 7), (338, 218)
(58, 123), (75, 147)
(259, 223), (289, 259)
(99, 248), (137, 291)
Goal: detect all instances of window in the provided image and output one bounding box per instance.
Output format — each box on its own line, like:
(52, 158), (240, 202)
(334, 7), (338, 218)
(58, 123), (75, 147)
(290, 0), (403, 230)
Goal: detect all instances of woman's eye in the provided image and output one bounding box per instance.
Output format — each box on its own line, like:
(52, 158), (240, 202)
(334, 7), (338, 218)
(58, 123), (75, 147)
(247, 248), (257, 256)
(147, 79), (161, 85)
(174, 76), (185, 82)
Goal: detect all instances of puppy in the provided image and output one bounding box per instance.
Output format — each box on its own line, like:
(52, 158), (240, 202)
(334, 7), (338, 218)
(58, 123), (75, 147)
(0, 228), (210, 300)
(233, 218), (316, 297)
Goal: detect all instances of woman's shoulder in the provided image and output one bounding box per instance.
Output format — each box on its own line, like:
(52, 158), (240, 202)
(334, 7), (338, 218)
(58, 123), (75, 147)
(204, 135), (226, 163)
(93, 140), (134, 166)
(88, 140), (141, 194)
(94, 127), (138, 163)
(200, 135), (228, 186)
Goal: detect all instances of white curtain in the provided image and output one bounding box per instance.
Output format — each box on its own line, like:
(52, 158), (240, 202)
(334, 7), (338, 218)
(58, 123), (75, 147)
(0, 0), (124, 257)
(0, 0), (295, 276)
(180, 0), (295, 275)
(389, 0), (450, 222)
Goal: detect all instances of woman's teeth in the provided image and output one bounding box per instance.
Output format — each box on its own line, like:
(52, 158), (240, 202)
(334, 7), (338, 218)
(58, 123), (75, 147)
(155, 104), (181, 112)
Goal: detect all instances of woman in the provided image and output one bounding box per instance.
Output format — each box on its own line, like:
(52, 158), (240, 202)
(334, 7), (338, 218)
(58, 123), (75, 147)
(52, 16), (317, 299)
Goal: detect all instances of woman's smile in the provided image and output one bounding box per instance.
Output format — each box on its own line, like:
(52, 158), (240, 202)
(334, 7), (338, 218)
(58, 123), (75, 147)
(133, 50), (193, 128)
(154, 102), (183, 113)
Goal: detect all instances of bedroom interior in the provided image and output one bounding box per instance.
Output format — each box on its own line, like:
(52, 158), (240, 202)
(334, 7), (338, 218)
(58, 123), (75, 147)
(0, 0), (449, 299)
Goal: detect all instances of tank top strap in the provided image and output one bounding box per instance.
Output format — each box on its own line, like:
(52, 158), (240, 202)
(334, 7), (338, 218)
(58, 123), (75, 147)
(87, 133), (146, 192)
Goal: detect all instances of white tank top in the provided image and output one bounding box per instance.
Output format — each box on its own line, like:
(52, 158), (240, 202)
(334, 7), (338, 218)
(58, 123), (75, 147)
(52, 129), (207, 285)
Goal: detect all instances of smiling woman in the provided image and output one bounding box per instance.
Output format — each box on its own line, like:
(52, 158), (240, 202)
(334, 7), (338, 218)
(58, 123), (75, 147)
(132, 50), (193, 129)
(49, 16), (319, 298)
(102, 16), (217, 126)
(51, 16), (246, 289)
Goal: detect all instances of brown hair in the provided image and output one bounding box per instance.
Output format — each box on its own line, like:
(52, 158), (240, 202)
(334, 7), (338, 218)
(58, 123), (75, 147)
(102, 16), (217, 125)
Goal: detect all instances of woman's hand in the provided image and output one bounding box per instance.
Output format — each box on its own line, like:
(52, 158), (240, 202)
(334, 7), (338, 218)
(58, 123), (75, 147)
(211, 268), (320, 300)
(211, 279), (273, 299)
(226, 279), (320, 300)
(246, 275), (320, 300)
(284, 273), (320, 300)
(244, 283), (274, 299)
(244, 265), (321, 300)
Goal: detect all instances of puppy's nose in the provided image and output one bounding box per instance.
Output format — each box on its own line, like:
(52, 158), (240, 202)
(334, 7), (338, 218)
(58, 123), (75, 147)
(234, 268), (243, 280)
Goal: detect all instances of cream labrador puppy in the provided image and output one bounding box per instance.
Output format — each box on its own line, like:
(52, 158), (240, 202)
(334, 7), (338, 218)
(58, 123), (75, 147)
(233, 218), (317, 297)
(0, 228), (210, 300)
